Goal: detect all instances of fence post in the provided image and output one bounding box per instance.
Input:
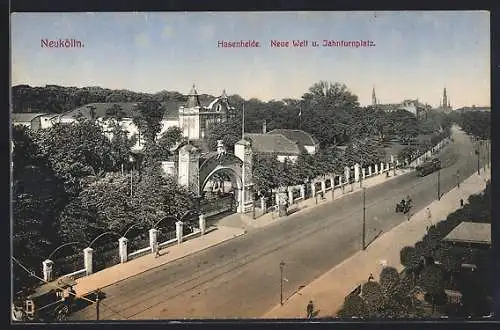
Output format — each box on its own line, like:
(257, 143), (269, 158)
(362, 168), (366, 181)
(354, 164), (360, 182)
(176, 221), (184, 244)
(149, 228), (158, 253)
(321, 180), (326, 197)
(42, 259), (54, 282)
(368, 165), (372, 176)
(118, 237), (128, 263)
(311, 182), (316, 199)
(199, 214), (206, 236)
(374, 164), (378, 174)
(260, 196), (266, 214)
(300, 185), (305, 201)
(288, 188), (294, 205)
(83, 247), (93, 276)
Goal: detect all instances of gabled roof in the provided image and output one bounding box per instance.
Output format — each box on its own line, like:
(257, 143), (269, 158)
(443, 222), (491, 245)
(58, 102), (183, 121)
(267, 129), (319, 148)
(11, 113), (48, 122)
(244, 133), (301, 155)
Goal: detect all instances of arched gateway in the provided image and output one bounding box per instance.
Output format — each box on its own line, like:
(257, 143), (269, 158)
(177, 139), (254, 214)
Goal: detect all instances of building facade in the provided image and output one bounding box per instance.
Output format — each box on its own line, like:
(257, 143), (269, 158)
(17, 85), (235, 150)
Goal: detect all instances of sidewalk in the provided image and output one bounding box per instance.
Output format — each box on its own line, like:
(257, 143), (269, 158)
(245, 168), (412, 229)
(263, 167), (490, 319)
(72, 226), (246, 297)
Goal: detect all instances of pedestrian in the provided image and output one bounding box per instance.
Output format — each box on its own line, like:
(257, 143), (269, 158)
(426, 207), (432, 220)
(368, 273), (374, 282)
(154, 243), (160, 258)
(306, 300), (314, 319)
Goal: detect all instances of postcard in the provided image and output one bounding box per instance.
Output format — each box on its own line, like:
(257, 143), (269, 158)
(10, 11), (491, 322)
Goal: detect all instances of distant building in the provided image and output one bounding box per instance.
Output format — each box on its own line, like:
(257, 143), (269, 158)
(243, 129), (318, 163)
(11, 113), (54, 131)
(454, 105), (491, 113)
(371, 86), (429, 119)
(267, 129), (319, 155)
(30, 85), (236, 150)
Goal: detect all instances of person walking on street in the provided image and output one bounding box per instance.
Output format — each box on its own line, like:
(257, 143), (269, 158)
(426, 207), (432, 225)
(307, 300), (314, 319)
(368, 273), (374, 282)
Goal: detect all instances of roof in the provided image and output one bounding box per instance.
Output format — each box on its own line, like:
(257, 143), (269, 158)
(59, 102), (183, 121)
(11, 113), (48, 122)
(267, 129), (319, 147)
(455, 106), (491, 112)
(244, 133), (301, 155)
(443, 222), (491, 245)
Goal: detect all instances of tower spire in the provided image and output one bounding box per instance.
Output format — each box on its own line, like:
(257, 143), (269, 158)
(372, 86), (377, 106)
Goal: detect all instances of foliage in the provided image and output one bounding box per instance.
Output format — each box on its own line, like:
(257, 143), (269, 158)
(12, 126), (68, 292)
(417, 264), (445, 311)
(156, 126), (186, 159)
(455, 111), (490, 140)
(344, 139), (385, 167)
(206, 117), (242, 152)
(380, 267), (400, 294)
(361, 281), (383, 311)
(387, 110), (421, 144)
(337, 294), (368, 318)
(34, 121), (116, 197)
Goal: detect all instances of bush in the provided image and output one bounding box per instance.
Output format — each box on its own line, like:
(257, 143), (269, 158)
(380, 267), (400, 293)
(361, 281), (383, 311)
(338, 294), (368, 318)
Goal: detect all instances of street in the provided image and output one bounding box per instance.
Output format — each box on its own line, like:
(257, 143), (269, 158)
(69, 127), (486, 320)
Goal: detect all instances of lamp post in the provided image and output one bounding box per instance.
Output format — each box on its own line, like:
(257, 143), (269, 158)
(456, 170), (460, 188)
(475, 149), (480, 175)
(437, 169), (441, 201)
(362, 187), (366, 250)
(279, 261), (285, 305)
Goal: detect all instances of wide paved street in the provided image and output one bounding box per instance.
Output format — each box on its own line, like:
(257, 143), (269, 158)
(70, 127), (486, 320)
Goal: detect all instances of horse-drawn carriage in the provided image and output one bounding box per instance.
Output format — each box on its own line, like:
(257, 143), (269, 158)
(395, 197), (413, 214)
(12, 277), (77, 322)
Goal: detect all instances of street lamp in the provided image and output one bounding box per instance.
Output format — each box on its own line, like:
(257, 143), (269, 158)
(437, 169), (441, 201)
(456, 170), (460, 189)
(362, 187), (366, 250)
(475, 149), (480, 175)
(279, 261), (285, 305)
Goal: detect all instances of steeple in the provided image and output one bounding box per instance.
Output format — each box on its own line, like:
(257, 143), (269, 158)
(372, 86), (377, 106)
(442, 87), (448, 110)
(221, 89), (228, 100)
(186, 84), (201, 108)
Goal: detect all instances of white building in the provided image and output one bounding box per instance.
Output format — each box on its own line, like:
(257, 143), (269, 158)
(35, 85), (235, 150)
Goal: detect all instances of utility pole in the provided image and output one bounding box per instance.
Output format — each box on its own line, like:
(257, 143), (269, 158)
(362, 187), (366, 250)
(475, 149), (480, 175)
(95, 289), (101, 321)
(279, 261), (285, 305)
(437, 169), (441, 201)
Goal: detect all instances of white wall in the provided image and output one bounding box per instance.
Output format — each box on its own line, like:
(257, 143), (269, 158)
(277, 155), (298, 163)
(304, 145), (317, 155)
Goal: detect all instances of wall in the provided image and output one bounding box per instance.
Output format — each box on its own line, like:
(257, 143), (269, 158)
(277, 155), (299, 163)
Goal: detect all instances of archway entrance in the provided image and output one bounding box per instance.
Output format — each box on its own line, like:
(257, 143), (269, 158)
(198, 152), (245, 218)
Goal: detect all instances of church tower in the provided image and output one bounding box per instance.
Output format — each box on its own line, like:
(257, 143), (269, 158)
(372, 86), (377, 106)
(442, 88), (448, 110)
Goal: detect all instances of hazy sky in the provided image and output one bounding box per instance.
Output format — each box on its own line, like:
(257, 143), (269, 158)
(11, 11), (490, 107)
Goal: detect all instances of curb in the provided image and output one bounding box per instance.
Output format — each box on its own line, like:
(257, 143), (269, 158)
(76, 228), (247, 297)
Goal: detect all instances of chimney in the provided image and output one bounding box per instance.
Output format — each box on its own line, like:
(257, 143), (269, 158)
(262, 120), (267, 134)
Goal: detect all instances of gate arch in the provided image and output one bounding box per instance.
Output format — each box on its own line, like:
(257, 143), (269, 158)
(199, 152), (243, 193)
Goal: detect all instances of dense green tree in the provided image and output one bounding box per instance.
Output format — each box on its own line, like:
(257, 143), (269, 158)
(417, 264), (445, 312)
(337, 294), (368, 318)
(34, 121), (115, 196)
(156, 126), (186, 159)
(361, 281), (383, 314)
(380, 267), (401, 294)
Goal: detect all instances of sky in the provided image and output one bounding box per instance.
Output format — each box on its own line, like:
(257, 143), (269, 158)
(11, 11), (490, 108)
